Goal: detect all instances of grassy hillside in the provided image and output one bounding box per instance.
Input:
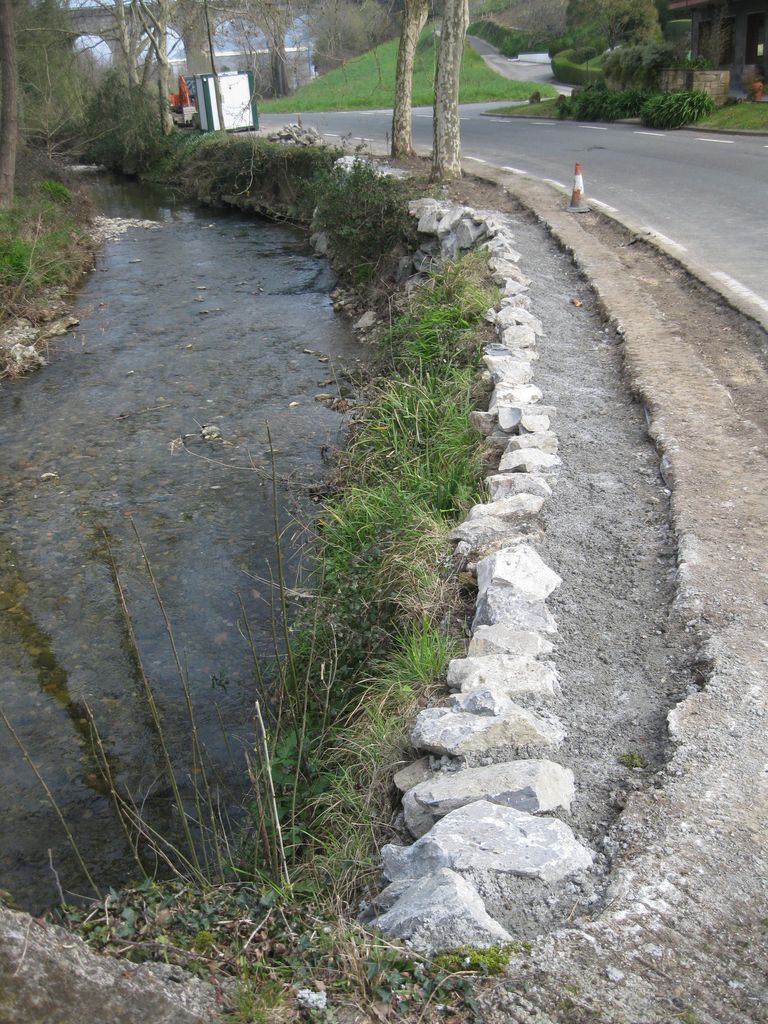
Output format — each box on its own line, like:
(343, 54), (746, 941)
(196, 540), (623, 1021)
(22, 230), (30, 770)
(260, 27), (555, 112)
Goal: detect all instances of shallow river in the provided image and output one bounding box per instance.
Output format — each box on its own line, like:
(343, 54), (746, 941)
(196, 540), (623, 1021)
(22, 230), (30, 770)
(0, 178), (359, 910)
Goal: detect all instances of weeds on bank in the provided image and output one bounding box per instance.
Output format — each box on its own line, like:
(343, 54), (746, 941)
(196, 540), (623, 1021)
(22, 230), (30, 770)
(0, 181), (92, 324)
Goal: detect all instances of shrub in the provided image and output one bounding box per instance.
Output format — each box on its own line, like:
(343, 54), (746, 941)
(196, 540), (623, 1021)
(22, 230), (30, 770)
(552, 48), (605, 86)
(558, 85), (658, 121)
(311, 160), (417, 284)
(640, 89), (715, 128)
(82, 72), (165, 173)
(604, 41), (687, 89)
(38, 179), (72, 204)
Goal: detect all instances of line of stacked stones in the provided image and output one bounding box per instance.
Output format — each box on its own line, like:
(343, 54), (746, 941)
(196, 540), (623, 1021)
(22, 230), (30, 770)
(363, 200), (594, 953)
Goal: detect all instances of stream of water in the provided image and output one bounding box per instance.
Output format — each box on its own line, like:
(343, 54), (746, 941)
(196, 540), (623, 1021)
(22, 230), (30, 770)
(0, 178), (359, 911)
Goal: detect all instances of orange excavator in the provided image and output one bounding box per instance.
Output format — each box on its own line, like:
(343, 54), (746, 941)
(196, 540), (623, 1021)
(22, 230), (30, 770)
(168, 75), (197, 126)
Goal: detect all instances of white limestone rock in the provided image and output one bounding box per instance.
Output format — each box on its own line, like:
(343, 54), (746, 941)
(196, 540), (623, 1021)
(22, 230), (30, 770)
(454, 216), (488, 250)
(450, 519), (538, 561)
(499, 449), (561, 475)
(447, 655), (559, 699)
(466, 494), (545, 521)
(402, 759), (576, 837)
(373, 868), (511, 952)
(482, 353), (532, 385)
(504, 432), (559, 455)
(476, 545), (562, 602)
(502, 278), (528, 298)
(411, 701), (566, 758)
(499, 323), (537, 349)
(495, 306), (544, 335)
(393, 757), (433, 794)
(383, 802), (593, 885)
(490, 382), (543, 408)
(473, 586), (559, 634)
(469, 624), (554, 659)
(469, 409), (497, 435)
(520, 410), (552, 434)
(485, 473), (553, 502)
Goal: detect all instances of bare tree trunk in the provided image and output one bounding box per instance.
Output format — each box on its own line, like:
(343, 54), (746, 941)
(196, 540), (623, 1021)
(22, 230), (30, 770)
(203, 0), (225, 128)
(431, 0), (468, 181)
(137, 0), (174, 134)
(391, 0), (428, 158)
(0, 0), (18, 209)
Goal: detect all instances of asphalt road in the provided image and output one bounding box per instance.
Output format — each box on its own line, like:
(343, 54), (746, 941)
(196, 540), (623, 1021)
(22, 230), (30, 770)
(258, 102), (768, 312)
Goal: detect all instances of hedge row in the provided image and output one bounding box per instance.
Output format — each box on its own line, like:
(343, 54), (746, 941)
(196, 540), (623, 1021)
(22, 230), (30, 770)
(552, 48), (605, 86)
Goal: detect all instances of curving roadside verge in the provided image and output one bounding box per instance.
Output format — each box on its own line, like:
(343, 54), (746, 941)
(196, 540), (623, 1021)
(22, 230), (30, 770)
(336, 142), (768, 1020)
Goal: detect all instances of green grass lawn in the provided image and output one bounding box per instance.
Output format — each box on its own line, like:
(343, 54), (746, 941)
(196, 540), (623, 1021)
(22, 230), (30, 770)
(260, 27), (556, 113)
(699, 102), (768, 131)
(491, 98), (560, 117)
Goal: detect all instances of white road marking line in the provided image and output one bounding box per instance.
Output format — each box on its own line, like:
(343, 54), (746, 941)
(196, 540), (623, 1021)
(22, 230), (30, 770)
(543, 178), (566, 189)
(696, 137), (735, 144)
(579, 124), (608, 130)
(502, 166), (527, 175)
(712, 272), (768, 314)
(468, 156), (488, 163)
(414, 113), (431, 118)
(590, 198), (618, 213)
(643, 228), (687, 253)
(355, 137), (375, 142)
(533, 121), (557, 125)
(325, 133), (340, 137)
(635, 130), (665, 137)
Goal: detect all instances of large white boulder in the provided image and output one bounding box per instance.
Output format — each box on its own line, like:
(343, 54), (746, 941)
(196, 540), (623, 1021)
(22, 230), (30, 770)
(402, 759), (576, 837)
(383, 801), (593, 885)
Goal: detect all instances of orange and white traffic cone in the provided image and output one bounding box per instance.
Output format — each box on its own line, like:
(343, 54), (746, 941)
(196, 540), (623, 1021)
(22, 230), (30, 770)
(568, 162), (590, 213)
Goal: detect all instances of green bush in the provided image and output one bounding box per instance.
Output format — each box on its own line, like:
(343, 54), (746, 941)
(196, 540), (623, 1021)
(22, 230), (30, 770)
(552, 48), (605, 86)
(603, 41), (692, 88)
(467, 19), (554, 58)
(38, 179), (72, 204)
(0, 237), (31, 282)
(640, 89), (715, 128)
(558, 85), (658, 121)
(182, 134), (338, 221)
(83, 72), (165, 173)
(311, 160), (417, 285)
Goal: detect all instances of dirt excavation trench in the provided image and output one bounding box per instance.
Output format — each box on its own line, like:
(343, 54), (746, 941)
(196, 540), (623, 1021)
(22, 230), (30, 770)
(437, 176), (768, 1022)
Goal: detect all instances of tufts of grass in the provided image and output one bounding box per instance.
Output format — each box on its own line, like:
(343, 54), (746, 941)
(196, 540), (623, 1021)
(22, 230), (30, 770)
(261, 25), (555, 113)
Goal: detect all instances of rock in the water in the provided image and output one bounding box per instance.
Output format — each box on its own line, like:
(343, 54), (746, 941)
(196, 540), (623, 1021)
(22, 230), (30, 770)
(373, 868), (511, 952)
(383, 801), (592, 884)
(473, 585), (559, 634)
(469, 624), (554, 658)
(499, 449), (562, 475)
(476, 545), (562, 602)
(402, 759), (576, 837)
(411, 701), (565, 758)
(446, 655), (559, 699)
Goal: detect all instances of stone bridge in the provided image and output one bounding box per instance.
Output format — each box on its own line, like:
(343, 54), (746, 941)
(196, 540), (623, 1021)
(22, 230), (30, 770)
(67, 1), (233, 75)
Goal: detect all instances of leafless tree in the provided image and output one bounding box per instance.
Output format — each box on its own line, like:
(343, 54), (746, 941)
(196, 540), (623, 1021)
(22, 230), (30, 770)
(0, 0), (19, 207)
(432, 0), (468, 180)
(391, 0), (428, 157)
